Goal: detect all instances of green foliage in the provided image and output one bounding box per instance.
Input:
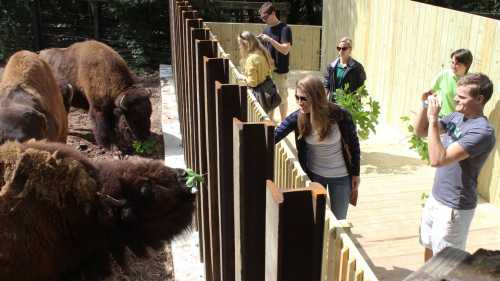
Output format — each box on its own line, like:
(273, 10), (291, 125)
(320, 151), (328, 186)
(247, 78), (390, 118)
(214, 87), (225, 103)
(421, 192), (429, 207)
(0, 0), (170, 68)
(400, 116), (429, 163)
(185, 168), (204, 187)
(335, 85), (381, 140)
(132, 139), (156, 155)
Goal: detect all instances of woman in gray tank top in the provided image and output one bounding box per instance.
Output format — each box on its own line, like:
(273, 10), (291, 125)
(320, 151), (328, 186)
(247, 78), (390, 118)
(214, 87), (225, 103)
(274, 75), (361, 219)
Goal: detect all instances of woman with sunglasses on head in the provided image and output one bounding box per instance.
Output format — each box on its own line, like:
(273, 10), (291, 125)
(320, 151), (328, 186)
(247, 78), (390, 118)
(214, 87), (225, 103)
(275, 75), (360, 219)
(323, 37), (366, 102)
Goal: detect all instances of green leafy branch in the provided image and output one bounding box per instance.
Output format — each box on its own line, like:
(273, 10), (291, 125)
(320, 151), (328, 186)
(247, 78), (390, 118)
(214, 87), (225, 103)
(335, 85), (381, 140)
(132, 139), (156, 155)
(400, 116), (429, 163)
(185, 168), (204, 193)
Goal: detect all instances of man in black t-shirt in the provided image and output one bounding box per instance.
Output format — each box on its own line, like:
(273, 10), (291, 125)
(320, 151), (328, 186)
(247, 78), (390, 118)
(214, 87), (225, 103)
(258, 2), (292, 121)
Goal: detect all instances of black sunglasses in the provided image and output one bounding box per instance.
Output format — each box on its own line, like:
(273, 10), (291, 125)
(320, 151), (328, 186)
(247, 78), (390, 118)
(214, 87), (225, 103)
(295, 95), (308, 102)
(337, 46), (350, 51)
(260, 13), (270, 21)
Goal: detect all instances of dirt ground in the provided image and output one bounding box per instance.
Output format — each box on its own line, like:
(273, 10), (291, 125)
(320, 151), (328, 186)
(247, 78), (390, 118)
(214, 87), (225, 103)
(64, 71), (176, 281)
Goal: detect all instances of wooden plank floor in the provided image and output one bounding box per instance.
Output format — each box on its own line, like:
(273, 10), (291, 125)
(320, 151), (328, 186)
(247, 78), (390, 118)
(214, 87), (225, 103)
(280, 70), (500, 281)
(349, 136), (500, 281)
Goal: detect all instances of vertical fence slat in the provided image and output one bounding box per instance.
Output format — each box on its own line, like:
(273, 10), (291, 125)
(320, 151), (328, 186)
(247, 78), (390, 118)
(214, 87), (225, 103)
(347, 258), (357, 281)
(265, 182), (327, 281)
(215, 83), (246, 281)
(233, 120), (274, 281)
(204, 57), (229, 281)
(195, 39), (218, 281)
(184, 17), (202, 169)
(340, 247), (350, 281)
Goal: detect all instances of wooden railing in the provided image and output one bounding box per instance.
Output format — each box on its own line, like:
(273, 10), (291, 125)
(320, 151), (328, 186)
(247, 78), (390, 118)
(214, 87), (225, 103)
(169, 1), (378, 281)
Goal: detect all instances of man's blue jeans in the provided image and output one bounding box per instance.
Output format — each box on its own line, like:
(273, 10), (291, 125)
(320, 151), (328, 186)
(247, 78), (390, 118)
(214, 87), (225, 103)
(309, 173), (352, 219)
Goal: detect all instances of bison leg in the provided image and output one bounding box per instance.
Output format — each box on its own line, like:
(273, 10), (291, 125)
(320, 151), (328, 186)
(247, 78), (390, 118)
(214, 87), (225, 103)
(90, 106), (114, 147)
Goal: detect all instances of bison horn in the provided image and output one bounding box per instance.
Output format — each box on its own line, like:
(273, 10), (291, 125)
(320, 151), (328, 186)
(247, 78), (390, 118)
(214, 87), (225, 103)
(116, 94), (127, 110)
(97, 192), (127, 207)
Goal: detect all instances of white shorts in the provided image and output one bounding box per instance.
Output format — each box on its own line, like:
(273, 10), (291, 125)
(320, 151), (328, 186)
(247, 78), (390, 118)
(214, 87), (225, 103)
(419, 194), (475, 254)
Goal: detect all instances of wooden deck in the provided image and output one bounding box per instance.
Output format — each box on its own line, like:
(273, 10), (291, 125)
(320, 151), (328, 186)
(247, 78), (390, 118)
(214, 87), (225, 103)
(279, 70), (500, 281)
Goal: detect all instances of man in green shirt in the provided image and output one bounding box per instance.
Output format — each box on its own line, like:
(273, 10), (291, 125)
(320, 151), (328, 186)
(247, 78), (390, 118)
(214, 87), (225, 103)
(428, 49), (473, 117)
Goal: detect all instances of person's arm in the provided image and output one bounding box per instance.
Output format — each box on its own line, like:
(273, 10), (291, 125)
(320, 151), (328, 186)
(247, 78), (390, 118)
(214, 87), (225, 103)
(414, 91), (435, 137)
(274, 111), (298, 143)
(259, 34), (290, 55)
(426, 96), (469, 167)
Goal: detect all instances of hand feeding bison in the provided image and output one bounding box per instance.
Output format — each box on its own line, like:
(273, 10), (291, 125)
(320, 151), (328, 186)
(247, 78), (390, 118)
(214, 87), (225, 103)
(39, 40), (153, 151)
(0, 140), (195, 281)
(0, 51), (71, 144)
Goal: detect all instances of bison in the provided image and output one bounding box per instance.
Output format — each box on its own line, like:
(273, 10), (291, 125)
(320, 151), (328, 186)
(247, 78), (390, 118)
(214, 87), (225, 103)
(0, 140), (195, 281)
(0, 51), (71, 144)
(39, 40), (153, 150)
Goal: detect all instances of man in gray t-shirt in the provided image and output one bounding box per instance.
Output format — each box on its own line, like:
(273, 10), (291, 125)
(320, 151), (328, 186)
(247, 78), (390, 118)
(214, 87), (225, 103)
(414, 73), (496, 261)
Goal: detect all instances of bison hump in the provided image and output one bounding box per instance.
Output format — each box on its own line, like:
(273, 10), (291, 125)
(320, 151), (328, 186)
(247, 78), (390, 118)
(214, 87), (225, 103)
(0, 141), (98, 210)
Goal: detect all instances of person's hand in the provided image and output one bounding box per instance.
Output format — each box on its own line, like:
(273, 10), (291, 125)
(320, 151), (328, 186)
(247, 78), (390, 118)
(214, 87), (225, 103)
(351, 176), (360, 193)
(235, 72), (246, 82)
(426, 95), (441, 123)
(257, 33), (271, 43)
(421, 90), (434, 101)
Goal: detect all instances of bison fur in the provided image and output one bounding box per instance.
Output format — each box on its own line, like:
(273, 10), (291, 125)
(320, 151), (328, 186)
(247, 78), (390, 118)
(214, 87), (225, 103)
(40, 40), (153, 150)
(0, 140), (195, 281)
(0, 51), (71, 144)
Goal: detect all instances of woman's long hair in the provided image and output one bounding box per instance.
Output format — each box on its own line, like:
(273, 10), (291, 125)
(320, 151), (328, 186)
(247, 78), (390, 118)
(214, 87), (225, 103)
(297, 75), (341, 141)
(238, 31), (274, 71)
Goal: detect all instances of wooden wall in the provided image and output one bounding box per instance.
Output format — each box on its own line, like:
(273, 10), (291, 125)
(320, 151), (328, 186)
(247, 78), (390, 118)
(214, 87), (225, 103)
(322, 0), (500, 206)
(205, 22), (321, 71)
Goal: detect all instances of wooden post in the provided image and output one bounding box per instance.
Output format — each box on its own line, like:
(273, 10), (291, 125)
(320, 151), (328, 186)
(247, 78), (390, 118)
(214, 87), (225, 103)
(89, 1), (101, 40)
(30, 0), (42, 51)
(215, 83), (247, 281)
(233, 119), (275, 281)
(183, 17), (202, 169)
(179, 9), (198, 168)
(187, 25), (207, 182)
(195, 39), (218, 277)
(265, 182), (327, 281)
(204, 57), (229, 281)
(173, 2), (191, 151)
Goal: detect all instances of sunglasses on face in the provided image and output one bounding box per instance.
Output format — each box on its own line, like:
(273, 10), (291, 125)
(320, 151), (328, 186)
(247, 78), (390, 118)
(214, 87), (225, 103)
(295, 95), (308, 102)
(260, 13), (270, 21)
(337, 46), (350, 51)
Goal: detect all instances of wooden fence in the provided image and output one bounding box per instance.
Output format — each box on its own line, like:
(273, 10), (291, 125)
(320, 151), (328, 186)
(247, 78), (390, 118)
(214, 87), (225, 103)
(169, 1), (378, 280)
(206, 22), (322, 71)
(322, 0), (500, 207)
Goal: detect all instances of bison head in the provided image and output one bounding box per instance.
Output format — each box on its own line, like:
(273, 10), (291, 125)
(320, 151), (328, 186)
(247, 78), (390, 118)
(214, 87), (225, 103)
(0, 106), (48, 145)
(114, 87), (152, 141)
(95, 159), (195, 253)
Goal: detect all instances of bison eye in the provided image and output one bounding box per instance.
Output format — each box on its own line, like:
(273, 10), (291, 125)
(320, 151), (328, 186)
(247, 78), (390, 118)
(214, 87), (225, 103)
(121, 207), (137, 224)
(140, 185), (154, 202)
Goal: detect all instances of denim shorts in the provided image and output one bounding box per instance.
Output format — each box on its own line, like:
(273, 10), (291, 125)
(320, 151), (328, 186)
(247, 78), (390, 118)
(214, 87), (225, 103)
(419, 194), (475, 254)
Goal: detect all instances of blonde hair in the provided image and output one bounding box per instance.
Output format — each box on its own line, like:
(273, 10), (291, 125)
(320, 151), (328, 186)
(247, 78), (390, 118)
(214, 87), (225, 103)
(238, 31), (274, 71)
(338, 36), (352, 48)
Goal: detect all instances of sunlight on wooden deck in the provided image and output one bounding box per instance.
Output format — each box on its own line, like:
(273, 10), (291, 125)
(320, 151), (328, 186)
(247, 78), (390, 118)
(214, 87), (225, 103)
(280, 70), (500, 281)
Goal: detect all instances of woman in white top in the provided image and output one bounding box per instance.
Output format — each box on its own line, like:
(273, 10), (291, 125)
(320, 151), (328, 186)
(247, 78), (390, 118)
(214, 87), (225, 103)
(275, 75), (361, 219)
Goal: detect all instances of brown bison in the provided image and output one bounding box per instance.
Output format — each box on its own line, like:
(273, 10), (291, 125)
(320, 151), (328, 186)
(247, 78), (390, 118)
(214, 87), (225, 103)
(39, 40), (152, 150)
(0, 140), (195, 281)
(0, 51), (71, 144)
